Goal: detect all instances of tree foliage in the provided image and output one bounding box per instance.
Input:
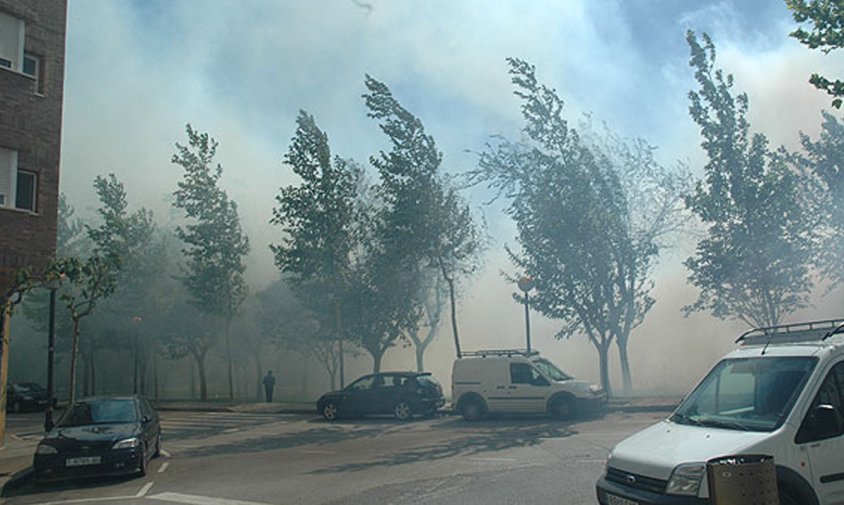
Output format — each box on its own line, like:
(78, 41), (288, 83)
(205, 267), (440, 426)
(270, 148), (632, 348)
(471, 58), (683, 395)
(787, 0), (844, 108)
(683, 32), (817, 328)
(171, 124), (250, 400)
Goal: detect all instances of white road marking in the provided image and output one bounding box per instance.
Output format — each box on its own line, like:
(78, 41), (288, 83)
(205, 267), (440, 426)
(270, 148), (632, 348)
(223, 428), (240, 433)
(158, 461), (170, 473)
(575, 459), (607, 464)
(146, 492), (276, 505)
(137, 482), (155, 497)
(161, 449), (172, 458)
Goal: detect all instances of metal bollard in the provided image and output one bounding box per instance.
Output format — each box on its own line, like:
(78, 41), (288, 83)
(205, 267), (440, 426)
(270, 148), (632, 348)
(707, 455), (779, 505)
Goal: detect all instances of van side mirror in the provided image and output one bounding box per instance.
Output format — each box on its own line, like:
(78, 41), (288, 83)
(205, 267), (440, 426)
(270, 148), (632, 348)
(797, 404), (842, 443)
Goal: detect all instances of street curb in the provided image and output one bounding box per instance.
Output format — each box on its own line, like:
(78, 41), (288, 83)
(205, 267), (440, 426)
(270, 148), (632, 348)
(0, 466), (32, 497)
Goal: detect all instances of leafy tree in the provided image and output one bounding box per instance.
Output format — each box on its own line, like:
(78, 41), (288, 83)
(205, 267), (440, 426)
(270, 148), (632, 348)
(171, 124), (250, 401)
(364, 75), (484, 361)
(471, 59), (682, 395)
(797, 112), (844, 283)
(271, 111), (362, 387)
(683, 32), (816, 328)
(787, 0), (844, 108)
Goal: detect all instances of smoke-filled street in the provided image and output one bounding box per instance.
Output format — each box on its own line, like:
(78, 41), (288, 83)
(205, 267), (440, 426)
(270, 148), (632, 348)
(4, 410), (664, 505)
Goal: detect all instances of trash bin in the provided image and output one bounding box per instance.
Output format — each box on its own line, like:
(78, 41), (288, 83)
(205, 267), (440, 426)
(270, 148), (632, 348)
(707, 454), (779, 505)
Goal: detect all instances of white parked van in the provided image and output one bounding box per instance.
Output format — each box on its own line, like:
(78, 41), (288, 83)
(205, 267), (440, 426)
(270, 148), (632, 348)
(452, 349), (606, 421)
(596, 319), (844, 505)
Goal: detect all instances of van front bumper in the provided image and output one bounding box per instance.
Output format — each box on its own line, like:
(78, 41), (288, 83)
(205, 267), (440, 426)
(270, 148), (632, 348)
(577, 394), (607, 414)
(596, 476), (708, 505)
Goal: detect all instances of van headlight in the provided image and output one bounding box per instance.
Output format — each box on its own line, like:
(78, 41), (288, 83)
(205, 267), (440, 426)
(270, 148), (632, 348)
(112, 437), (139, 450)
(666, 463), (705, 496)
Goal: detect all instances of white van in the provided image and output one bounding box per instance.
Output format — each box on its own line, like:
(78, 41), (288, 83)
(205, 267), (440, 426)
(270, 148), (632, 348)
(452, 349), (606, 421)
(596, 319), (844, 505)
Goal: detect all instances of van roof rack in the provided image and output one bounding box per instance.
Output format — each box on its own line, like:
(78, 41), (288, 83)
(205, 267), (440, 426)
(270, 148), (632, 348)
(735, 319), (844, 345)
(461, 349), (540, 358)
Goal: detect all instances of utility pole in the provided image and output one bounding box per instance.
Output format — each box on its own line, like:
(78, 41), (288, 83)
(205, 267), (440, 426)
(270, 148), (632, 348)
(518, 276), (535, 352)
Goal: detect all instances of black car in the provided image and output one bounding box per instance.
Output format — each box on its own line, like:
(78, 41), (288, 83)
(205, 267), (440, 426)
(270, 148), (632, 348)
(317, 372), (445, 421)
(33, 395), (161, 483)
(6, 382), (53, 413)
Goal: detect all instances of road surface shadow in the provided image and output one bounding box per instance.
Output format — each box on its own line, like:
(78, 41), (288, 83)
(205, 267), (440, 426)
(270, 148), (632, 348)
(180, 425), (385, 458)
(309, 418), (577, 474)
(3, 472), (143, 498)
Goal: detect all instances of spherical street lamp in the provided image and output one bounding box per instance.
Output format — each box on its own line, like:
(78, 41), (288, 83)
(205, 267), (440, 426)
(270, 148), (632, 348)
(518, 276), (535, 352)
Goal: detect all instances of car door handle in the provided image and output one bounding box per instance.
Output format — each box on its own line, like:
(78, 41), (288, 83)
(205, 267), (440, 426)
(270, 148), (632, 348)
(496, 386), (506, 390)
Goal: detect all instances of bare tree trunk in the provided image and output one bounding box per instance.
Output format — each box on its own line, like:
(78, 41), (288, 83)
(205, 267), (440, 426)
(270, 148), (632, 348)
(598, 341), (612, 398)
(190, 359), (196, 400)
(69, 318), (81, 405)
(153, 352), (159, 403)
(254, 349), (263, 402)
(225, 317), (234, 401)
(335, 301), (344, 388)
(193, 351), (208, 401)
(90, 348), (96, 395)
(81, 352), (90, 397)
(440, 262), (462, 358)
(371, 350), (383, 373)
(415, 346), (425, 372)
(616, 338), (632, 396)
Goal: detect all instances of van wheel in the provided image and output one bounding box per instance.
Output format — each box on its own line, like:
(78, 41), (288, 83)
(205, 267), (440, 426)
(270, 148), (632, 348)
(778, 489), (799, 505)
(460, 398), (484, 421)
(550, 397), (576, 420)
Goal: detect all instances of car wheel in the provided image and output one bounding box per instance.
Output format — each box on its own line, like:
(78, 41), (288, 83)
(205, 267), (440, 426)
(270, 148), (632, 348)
(394, 401), (413, 421)
(550, 396), (577, 420)
(322, 401), (339, 421)
(153, 433), (161, 458)
(460, 398), (484, 421)
(138, 443), (148, 476)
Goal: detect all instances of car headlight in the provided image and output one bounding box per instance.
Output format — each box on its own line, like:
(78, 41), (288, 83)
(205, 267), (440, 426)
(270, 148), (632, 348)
(112, 437), (139, 450)
(589, 385), (602, 395)
(666, 463), (706, 496)
(36, 444), (57, 455)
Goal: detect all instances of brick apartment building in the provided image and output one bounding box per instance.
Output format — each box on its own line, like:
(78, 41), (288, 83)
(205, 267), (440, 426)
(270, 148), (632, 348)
(0, 0), (67, 296)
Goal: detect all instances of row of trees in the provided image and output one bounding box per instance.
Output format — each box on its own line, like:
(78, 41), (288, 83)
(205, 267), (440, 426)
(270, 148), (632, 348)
(14, 2), (842, 400)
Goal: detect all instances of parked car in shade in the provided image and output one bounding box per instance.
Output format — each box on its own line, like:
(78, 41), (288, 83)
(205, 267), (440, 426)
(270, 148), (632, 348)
(317, 372), (445, 421)
(33, 396), (161, 484)
(6, 382), (54, 413)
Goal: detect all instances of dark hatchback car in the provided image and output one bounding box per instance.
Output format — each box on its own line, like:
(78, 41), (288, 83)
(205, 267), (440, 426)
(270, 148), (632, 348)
(317, 372), (445, 421)
(33, 396), (161, 483)
(6, 382), (53, 413)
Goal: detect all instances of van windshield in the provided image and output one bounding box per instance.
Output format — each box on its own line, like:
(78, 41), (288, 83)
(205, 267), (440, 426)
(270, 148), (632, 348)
(532, 358), (572, 382)
(671, 356), (817, 432)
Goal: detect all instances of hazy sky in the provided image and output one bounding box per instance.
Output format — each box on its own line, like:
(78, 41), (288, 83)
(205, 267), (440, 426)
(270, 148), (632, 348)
(58, 0), (844, 391)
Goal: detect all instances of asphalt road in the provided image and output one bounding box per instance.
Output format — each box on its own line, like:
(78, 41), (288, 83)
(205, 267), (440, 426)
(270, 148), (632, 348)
(2, 410), (667, 505)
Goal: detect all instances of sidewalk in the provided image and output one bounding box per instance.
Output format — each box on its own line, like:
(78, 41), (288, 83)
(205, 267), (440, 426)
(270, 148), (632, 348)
(0, 434), (37, 498)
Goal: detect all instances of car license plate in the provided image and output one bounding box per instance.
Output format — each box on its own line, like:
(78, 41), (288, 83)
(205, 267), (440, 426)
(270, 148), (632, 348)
(605, 493), (638, 505)
(66, 456), (101, 467)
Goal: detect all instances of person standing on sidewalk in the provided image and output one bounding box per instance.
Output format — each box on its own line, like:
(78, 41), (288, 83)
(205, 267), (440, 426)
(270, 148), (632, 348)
(262, 370), (276, 403)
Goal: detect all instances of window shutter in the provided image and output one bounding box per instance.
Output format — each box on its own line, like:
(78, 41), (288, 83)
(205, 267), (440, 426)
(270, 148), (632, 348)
(0, 12), (23, 71)
(0, 148), (17, 208)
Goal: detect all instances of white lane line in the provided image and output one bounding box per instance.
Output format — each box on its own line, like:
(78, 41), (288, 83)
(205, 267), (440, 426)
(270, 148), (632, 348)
(137, 481), (155, 497)
(300, 449), (336, 455)
(146, 492), (276, 505)
(161, 449), (172, 458)
(223, 428), (240, 433)
(575, 459), (607, 464)
(158, 461), (170, 473)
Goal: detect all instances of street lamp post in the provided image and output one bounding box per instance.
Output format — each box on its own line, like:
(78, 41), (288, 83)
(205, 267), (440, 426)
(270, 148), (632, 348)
(518, 276), (535, 352)
(44, 278), (61, 432)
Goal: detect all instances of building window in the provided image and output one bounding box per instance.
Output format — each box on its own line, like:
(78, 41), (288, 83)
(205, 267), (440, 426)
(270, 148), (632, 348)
(15, 170), (36, 212)
(23, 52), (42, 93)
(0, 11), (24, 72)
(0, 147), (36, 213)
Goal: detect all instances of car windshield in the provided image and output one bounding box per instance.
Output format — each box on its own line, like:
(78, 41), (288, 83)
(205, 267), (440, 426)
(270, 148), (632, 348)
(58, 400), (138, 427)
(671, 357), (817, 432)
(532, 359), (572, 382)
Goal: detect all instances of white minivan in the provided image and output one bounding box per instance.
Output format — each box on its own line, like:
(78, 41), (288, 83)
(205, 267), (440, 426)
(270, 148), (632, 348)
(596, 319), (844, 505)
(452, 349), (606, 420)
